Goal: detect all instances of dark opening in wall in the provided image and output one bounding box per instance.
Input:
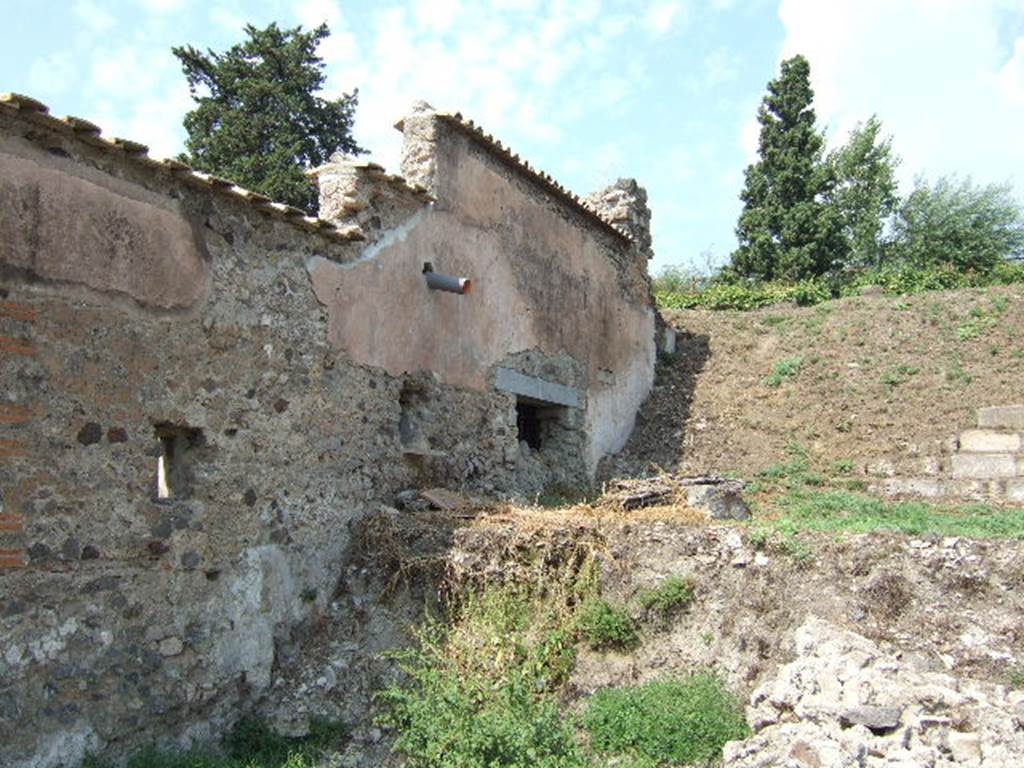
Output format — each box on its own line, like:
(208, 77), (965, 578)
(154, 423), (204, 500)
(398, 381), (427, 453)
(516, 397), (565, 451)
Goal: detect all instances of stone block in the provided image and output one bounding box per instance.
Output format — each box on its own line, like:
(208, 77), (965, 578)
(1007, 479), (1024, 503)
(494, 367), (582, 408)
(944, 479), (993, 500)
(950, 453), (1018, 479)
(880, 478), (942, 498)
(958, 429), (1021, 453)
(977, 405), (1024, 430)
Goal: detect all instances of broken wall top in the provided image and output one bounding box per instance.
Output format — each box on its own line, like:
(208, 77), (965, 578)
(395, 103), (634, 245)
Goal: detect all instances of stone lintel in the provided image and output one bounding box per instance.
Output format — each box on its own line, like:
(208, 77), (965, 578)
(494, 367), (581, 409)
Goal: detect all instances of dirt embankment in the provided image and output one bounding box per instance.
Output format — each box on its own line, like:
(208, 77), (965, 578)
(451, 513), (1024, 698)
(603, 285), (1024, 481)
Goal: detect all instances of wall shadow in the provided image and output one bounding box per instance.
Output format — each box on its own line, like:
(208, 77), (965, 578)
(597, 328), (712, 480)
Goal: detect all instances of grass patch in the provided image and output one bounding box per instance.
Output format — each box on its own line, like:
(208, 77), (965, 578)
(762, 489), (1024, 540)
(583, 675), (749, 766)
(880, 364), (920, 389)
(575, 597), (640, 651)
(637, 576), (696, 621)
(764, 356), (804, 387)
(83, 718), (348, 768)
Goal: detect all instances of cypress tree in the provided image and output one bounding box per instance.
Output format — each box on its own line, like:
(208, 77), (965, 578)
(731, 55), (846, 281)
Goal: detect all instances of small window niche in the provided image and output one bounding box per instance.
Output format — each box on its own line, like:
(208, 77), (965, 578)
(154, 423), (204, 501)
(515, 397), (566, 452)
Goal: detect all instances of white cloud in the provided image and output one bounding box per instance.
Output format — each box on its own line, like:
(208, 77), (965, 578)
(779, 0), (1024, 194)
(644, 1), (689, 37)
(73, 0), (116, 32)
(999, 37), (1024, 105)
(323, 0), (651, 177)
(138, 0), (190, 11)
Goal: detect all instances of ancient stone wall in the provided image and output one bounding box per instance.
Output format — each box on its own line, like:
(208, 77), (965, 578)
(311, 105), (656, 475)
(0, 95), (657, 767)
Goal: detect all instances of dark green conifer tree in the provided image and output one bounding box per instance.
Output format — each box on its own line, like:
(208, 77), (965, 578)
(731, 55), (846, 281)
(173, 22), (363, 213)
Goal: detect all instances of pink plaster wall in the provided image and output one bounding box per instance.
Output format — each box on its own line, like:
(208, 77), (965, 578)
(0, 145), (208, 310)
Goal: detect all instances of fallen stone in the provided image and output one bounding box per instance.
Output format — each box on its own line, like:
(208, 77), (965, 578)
(158, 637), (183, 657)
(421, 487), (467, 511)
(947, 731), (982, 764)
(683, 479), (751, 521)
(839, 705), (903, 733)
(950, 453), (1017, 479)
(76, 422), (103, 446)
(724, 617), (1024, 768)
(958, 429), (1021, 453)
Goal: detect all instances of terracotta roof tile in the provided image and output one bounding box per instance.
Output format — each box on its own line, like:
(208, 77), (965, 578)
(432, 111), (632, 243)
(0, 92), (366, 243)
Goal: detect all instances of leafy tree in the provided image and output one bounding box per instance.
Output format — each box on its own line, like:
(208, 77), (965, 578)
(827, 116), (900, 269)
(888, 176), (1024, 271)
(730, 55), (847, 281)
(173, 22), (363, 213)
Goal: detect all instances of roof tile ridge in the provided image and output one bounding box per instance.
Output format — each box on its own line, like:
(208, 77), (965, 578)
(1, 92), (365, 243)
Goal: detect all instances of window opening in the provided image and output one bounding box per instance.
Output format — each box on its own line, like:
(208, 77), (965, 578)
(154, 423), (203, 500)
(515, 397), (566, 452)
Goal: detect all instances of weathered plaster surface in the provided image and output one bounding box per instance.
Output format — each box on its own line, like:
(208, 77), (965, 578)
(0, 138), (208, 310)
(310, 113), (655, 473)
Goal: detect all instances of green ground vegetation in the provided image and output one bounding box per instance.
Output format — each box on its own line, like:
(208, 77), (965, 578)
(749, 444), (1024, 542)
(380, 578), (746, 768)
(583, 675), (749, 766)
(83, 718), (348, 768)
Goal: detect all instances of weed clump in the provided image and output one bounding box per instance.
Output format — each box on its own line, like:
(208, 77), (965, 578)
(583, 674), (749, 766)
(765, 356), (803, 387)
(574, 597), (641, 651)
(380, 588), (587, 768)
(637, 576), (696, 621)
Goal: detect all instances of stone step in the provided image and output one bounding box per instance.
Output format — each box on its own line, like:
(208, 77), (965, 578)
(977, 404), (1024, 430)
(958, 429), (1023, 453)
(950, 453), (1021, 479)
(875, 476), (1024, 502)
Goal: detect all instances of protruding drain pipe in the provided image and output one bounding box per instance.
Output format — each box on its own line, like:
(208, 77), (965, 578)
(422, 262), (471, 294)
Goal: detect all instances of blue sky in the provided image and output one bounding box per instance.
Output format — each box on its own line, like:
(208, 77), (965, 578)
(3, 0), (1023, 273)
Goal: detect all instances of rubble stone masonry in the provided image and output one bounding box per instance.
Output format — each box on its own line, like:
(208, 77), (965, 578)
(0, 96), (656, 766)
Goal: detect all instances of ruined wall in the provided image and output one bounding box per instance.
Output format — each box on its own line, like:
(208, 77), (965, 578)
(310, 106), (657, 476)
(0, 105), (509, 767)
(0, 96), (657, 767)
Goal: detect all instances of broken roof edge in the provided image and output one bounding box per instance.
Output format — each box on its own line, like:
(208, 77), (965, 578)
(0, 92), (366, 244)
(397, 106), (633, 245)
(307, 157), (436, 204)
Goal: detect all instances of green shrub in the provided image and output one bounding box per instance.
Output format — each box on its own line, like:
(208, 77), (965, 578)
(652, 265), (706, 294)
(575, 597), (640, 651)
(655, 261), (1024, 312)
(380, 588), (587, 768)
(583, 675), (749, 765)
(637, 576), (696, 620)
(382, 660), (585, 768)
